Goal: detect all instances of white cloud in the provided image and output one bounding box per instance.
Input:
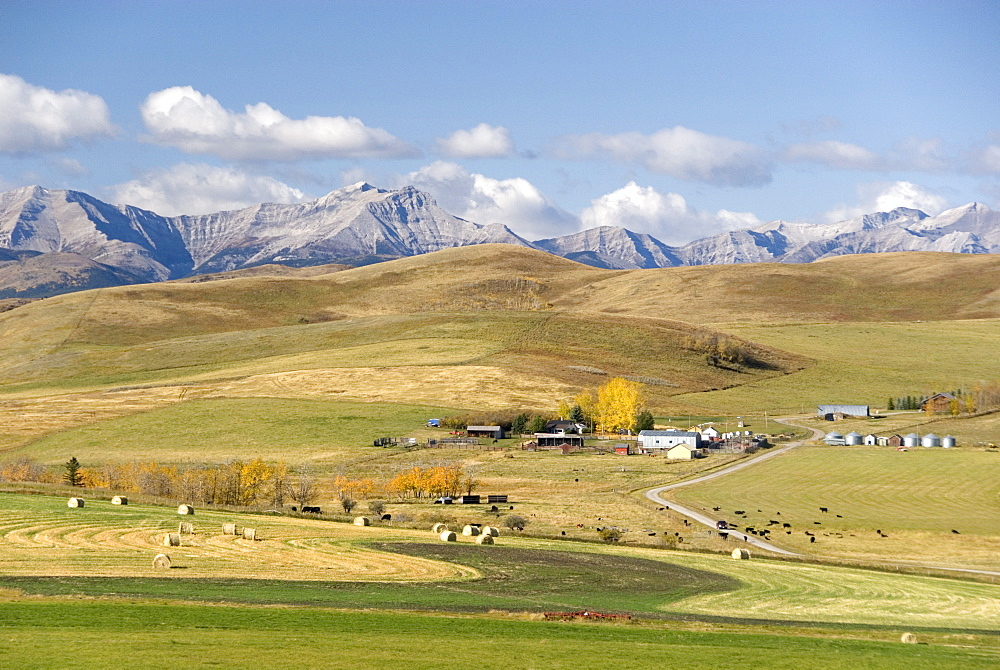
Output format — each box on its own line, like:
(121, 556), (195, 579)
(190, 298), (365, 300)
(0, 73), (115, 153)
(396, 161), (577, 240)
(555, 126), (772, 187)
(140, 86), (418, 161)
(784, 140), (880, 170)
(580, 181), (760, 245)
(968, 142), (1000, 174)
(50, 157), (89, 177)
(435, 123), (515, 158)
(823, 181), (948, 222)
(109, 163), (309, 216)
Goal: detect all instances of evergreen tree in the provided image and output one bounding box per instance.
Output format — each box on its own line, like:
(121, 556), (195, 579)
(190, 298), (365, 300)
(568, 404), (585, 423)
(64, 457), (82, 487)
(510, 413), (529, 436)
(633, 410), (655, 433)
(887, 397), (895, 410)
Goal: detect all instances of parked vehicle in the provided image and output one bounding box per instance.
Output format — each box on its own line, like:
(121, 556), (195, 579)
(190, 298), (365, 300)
(716, 520), (729, 530)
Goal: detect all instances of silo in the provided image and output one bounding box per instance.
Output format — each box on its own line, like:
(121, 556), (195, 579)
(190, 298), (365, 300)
(824, 431), (844, 445)
(845, 431), (863, 445)
(942, 435), (957, 448)
(921, 433), (941, 447)
(903, 433), (921, 448)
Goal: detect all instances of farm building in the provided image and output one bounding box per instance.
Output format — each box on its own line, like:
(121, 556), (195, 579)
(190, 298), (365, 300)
(817, 405), (870, 420)
(943, 435), (957, 448)
(921, 433), (941, 448)
(845, 431), (863, 445)
(638, 430), (702, 450)
(887, 434), (904, 447)
(467, 425), (504, 439)
(666, 444), (703, 460)
(824, 431), (846, 446)
(903, 433), (921, 448)
(920, 393), (955, 414)
(700, 426), (720, 439)
(864, 434), (878, 445)
(534, 433), (585, 449)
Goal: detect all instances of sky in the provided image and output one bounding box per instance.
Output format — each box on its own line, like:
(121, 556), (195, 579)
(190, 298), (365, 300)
(1, 0), (998, 244)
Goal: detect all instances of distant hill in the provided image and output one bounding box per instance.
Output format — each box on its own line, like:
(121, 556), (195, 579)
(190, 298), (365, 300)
(1, 182), (997, 297)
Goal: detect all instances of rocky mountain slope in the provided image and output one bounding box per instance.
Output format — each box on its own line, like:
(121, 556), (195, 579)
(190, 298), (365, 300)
(0, 182), (996, 296)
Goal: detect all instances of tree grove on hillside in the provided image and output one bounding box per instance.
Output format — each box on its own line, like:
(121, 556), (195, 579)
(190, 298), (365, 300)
(594, 377), (645, 434)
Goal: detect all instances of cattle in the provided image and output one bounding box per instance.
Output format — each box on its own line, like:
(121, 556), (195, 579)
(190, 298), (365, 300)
(768, 520), (780, 526)
(734, 510), (745, 515)
(782, 523), (791, 528)
(836, 514), (843, 518)
(814, 521), (822, 524)
(819, 507), (828, 513)
(952, 529), (961, 534)
(713, 506), (721, 511)
(810, 537), (816, 543)
(381, 514), (392, 521)
(302, 506), (322, 514)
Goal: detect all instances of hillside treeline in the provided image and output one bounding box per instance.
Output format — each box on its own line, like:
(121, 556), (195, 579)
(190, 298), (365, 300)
(889, 381), (1000, 414)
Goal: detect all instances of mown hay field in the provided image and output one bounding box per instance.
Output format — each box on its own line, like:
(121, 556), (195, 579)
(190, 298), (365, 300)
(667, 445), (1000, 569)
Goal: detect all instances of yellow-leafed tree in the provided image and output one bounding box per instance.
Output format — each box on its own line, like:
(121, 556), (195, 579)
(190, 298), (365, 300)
(594, 377), (644, 434)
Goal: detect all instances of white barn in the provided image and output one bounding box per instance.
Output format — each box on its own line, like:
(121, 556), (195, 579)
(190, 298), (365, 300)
(638, 430), (702, 450)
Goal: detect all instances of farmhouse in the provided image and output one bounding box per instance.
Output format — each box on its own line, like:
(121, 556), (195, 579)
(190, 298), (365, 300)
(699, 426), (720, 439)
(817, 405), (870, 420)
(920, 393), (955, 414)
(467, 425), (504, 439)
(638, 430), (702, 451)
(543, 420), (586, 435)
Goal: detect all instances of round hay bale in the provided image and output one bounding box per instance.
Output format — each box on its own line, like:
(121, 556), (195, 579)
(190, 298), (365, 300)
(900, 632), (917, 644)
(111, 496), (128, 505)
(67, 497), (84, 508)
(163, 532), (180, 547)
(242, 527), (257, 541)
(152, 553), (171, 569)
(476, 533), (494, 545)
(353, 516), (371, 527)
(439, 530), (457, 542)
(178, 521), (194, 534)
(177, 504), (195, 515)
(482, 526), (500, 537)
(731, 548), (750, 560)
(431, 523), (448, 534)
(222, 522), (237, 535)
(462, 524), (481, 536)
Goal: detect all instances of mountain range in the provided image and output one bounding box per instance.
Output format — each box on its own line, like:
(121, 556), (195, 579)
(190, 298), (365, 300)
(0, 182), (997, 298)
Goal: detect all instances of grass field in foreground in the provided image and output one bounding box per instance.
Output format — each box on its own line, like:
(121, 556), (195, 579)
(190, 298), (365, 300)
(667, 445), (1000, 569)
(3, 493), (1000, 632)
(3, 601), (998, 670)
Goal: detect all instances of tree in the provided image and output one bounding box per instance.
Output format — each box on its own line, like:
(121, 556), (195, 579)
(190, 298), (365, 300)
(288, 468), (319, 506)
(527, 414), (548, 434)
(568, 404), (585, 424)
(64, 457), (83, 487)
(598, 527), (622, 543)
(633, 410), (655, 433)
(594, 377), (644, 434)
(368, 500), (386, 517)
(340, 495), (356, 514)
(502, 514), (527, 531)
(887, 397), (895, 410)
(510, 413), (528, 436)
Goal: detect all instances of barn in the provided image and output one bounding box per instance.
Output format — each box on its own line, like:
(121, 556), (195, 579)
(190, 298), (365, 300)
(817, 405), (870, 421)
(638, 430), (702, 450)
(467, 425), (504, 439)
(920, 393), (955, 415)
(666, 444), (703, 460)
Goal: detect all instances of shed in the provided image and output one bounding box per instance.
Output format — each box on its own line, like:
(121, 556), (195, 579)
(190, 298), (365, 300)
(942, 435), (957, 448)
(666, 444), (702, 460)
(467, 425), (504, 439)
(903, 433), (921, 448)
(824, 431), (845, 446)
(457, 495), (480, 504)
(921, 433), (941, 448)
(887, 434), (904, 447)
(535, 433), (585, 449)
(863, 434), (878, 446)
(845, 431), (864, 445)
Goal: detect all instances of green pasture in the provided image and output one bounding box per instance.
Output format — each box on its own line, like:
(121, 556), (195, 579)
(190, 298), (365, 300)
(3, 601), (997, 670)
(667, 445), (1000, 567)
(12, 398), (447, 464)
(675, 319), (1000, 414)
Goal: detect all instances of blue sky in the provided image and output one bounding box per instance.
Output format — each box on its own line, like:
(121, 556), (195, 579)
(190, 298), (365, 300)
(1, 0), (997, 243)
